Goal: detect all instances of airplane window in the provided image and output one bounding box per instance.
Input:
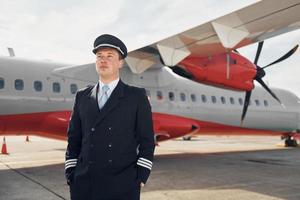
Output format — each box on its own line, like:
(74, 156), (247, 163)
(70, 84), (78, 94)
(230, 97), (235, 104)
(191, 94), (196, 102)
(264, 100), (268, 107)
(0, 77), (4, 89)
(201, 94), (207, 103)
(180, 93), (186, 101)
(220, 96), (226, 104)
(255, 99), (260, 106)
(238, 98), (243, 105)
(34, 81), (43, 92)
(15, 79), (24, 90)
(157, 90), (163, 100)
(211, 96), (217, 104)
(168, 92), (175, 101)
(53, 82), (61, 93)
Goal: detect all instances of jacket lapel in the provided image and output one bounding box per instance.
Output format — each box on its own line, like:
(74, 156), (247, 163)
(92, 80), (125, 128)
(88, 83), (101, 112)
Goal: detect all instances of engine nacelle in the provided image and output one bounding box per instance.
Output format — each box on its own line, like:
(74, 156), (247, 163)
(178, 52), (257, 91)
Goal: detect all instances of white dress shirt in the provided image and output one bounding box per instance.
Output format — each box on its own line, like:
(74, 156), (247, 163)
(98, 78), (120, 101)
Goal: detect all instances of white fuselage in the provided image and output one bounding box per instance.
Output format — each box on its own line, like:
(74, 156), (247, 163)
(0, 56), (299, 132)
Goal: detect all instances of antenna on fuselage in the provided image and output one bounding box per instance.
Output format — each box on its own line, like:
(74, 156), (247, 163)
(7, 47), (15, 57)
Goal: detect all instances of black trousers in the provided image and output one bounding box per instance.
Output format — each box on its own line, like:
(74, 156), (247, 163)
(70, 186), (140, 200)
(101, 187), (140, 200)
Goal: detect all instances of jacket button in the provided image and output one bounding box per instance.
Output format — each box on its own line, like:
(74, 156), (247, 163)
(108, 144), (112, 148)
(91, 128), (95, 132)
(108, 127), (112, 131)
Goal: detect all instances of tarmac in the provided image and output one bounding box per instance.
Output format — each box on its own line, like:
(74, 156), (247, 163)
(0, 135), (299, 200)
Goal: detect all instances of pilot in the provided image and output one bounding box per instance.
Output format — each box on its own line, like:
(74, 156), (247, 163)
(65, 34), (155, 200)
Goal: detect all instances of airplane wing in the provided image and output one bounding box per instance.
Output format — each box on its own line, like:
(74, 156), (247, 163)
(52, 0), (300, 80)
(126, 0), (300, 73)
(52, 63), (98, 83)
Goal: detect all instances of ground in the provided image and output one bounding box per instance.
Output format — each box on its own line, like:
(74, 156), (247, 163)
(0, 135), (299, 200)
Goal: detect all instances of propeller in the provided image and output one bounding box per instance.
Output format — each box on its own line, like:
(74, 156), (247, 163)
(146, 42), (298, 125)
(240, 42), (298, 125)
(262, 44), (299, 69)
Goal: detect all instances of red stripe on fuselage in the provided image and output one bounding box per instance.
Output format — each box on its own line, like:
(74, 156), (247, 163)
(0, 111), (71, 140)
(0, 111), (283, 141)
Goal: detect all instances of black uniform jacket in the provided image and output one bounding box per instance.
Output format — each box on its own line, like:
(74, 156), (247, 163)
(65, 80), (155, 200)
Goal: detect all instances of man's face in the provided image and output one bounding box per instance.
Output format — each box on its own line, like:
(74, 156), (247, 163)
(95, 47), (123, 80)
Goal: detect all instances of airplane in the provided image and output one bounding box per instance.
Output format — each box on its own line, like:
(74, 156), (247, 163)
(1, 0), (300, 148)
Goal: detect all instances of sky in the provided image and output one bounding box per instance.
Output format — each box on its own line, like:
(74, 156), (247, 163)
(0, 0), (300, 97)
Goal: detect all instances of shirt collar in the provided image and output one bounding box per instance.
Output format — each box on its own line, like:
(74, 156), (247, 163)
(98, 78), (120, 92)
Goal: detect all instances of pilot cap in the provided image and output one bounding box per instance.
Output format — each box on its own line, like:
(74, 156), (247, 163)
(92, 34), (127, 59)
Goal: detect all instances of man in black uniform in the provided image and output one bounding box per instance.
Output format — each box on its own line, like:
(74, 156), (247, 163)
(65, 34), (155, 200)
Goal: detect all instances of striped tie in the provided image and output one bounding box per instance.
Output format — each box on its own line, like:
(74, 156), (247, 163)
(99, 85), (109, 109)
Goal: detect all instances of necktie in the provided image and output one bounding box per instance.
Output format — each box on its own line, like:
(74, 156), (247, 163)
(99, 85), (109, 109)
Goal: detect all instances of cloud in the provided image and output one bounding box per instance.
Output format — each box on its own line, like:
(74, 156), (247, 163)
(0, 0), (124, 63)
(0, 0), (299, 97)
(0, 0), (256, 63)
